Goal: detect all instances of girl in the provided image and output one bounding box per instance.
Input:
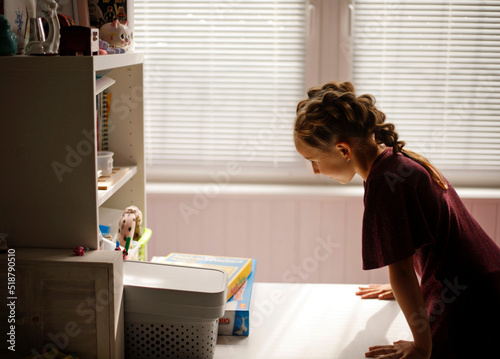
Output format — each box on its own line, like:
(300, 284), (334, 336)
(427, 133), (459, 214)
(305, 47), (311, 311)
(293, 81), (500, 358)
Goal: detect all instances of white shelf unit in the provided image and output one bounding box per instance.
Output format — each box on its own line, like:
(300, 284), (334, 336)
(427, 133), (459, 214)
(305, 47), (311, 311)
(0, 53), (146, 250)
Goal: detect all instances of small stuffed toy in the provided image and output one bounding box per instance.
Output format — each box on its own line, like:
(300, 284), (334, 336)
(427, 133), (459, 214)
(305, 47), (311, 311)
(99, 19), (132, 50)
(99, 39), (125, 55)
(117, 206), (142, 247)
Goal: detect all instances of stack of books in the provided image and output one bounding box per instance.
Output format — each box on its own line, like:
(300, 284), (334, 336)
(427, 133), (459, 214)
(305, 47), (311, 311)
(151, 253), (256, 336)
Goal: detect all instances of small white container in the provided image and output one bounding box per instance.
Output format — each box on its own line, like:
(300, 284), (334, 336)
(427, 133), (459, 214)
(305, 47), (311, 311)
(123, 261), (228, 359)
(101, 237), (141, 260)
(97, 151), (114, 176)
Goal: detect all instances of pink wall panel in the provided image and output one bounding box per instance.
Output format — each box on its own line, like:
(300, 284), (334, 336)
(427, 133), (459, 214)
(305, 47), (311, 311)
(146, 191), (500, 284)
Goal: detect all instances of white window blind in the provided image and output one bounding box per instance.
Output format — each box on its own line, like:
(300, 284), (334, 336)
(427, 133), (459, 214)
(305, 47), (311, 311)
(352, 0), (500, 185)
(134, 0), (307, 181)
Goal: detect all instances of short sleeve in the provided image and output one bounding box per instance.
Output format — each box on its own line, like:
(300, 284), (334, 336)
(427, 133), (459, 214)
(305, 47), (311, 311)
(362, 173), (434, 270)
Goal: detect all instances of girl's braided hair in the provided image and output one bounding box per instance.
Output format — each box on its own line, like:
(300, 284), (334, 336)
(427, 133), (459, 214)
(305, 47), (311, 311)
(294, 81), (448, 189)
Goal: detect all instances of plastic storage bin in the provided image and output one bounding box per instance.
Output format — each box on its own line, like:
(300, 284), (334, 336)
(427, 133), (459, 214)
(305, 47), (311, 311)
(135, 228), (152, 261)
(97, 151), (114, 175)
(123, 261), (228, 359)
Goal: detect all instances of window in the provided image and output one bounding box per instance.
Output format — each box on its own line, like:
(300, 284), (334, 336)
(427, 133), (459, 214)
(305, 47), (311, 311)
(134, 0), (311, 183)
(135, 0), (500, 187)
(352, 0), (500, 186)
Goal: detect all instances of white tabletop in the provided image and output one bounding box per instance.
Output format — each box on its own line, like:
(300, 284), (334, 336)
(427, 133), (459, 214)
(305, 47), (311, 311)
(215, 283), (412, 359)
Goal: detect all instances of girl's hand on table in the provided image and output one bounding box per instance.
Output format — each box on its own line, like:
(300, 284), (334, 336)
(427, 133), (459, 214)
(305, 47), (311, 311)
(356, 284), (395, 300)
(365, 340), (431, 359)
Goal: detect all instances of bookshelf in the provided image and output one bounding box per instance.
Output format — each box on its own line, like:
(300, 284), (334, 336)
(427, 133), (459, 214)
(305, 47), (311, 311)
(0, 53), (146, 250)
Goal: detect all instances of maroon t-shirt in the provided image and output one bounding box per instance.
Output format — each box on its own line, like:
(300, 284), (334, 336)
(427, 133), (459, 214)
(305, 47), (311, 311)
(362, 148), (500, 358)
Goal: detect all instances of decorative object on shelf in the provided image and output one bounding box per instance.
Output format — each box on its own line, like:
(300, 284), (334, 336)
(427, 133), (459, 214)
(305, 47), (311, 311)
(23, 0), (46, 55)
(98, 38), (107, 54)
(88, 0), (105, 28)
(24, 16), (45, 52)
(89, 0), (129, 28)
(59, 25), (98, 55)
(25, 0), (60, 55)
(117, 205), (143, 247)
(98, 37), (124, 54)
(99, 19), (131, 51)
(0, 15), (16, 55)
(73, 246), (89, 256)
(57, 13), (76, 27)
(42, 13), (76, 39)
(42, 0), (60, 53)
(3, 0), (27, 54)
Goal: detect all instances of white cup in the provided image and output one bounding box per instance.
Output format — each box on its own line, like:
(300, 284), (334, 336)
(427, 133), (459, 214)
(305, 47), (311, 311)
(97, 151), (114, 176)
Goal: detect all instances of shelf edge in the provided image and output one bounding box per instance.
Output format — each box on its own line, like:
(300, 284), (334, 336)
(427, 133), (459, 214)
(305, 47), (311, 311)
(98, 166), (138, 206)
(95, 76), (116, 95)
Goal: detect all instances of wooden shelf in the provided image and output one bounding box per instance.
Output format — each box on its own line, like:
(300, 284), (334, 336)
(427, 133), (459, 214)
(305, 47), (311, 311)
(98, 166), (137, 206)
(1, 52), (144, 73)
(95, 75), (116, 94)
(94, 52), (144, 71)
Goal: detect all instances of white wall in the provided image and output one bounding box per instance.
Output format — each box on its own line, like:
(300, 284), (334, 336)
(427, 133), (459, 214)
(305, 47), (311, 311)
(145, 185), (500, 285)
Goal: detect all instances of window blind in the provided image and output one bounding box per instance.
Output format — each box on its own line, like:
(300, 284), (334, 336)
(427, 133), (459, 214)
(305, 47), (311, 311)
(352, 1), (500, 182)
(134, 0), (307, 179)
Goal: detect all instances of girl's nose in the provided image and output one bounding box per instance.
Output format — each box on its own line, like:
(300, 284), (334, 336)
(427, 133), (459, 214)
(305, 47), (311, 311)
(312, 162), (320, 175)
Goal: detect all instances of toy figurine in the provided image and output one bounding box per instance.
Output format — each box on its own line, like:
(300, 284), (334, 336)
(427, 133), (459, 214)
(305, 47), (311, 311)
(26, 0), (60, 55)
(99, 19), (132, 51)
(104, 6), (116, 23)
(116, 6), (127, 24)
(117, 206), (142, 247)
(89, 0), (105, 28)
(0, 16), (17, 56)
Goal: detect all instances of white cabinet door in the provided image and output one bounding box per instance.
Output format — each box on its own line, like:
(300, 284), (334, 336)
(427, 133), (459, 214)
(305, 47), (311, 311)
(27, 264), (112, 358)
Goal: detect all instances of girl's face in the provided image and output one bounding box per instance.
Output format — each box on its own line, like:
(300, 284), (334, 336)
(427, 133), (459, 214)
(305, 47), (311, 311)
(294, 138), (356, 184)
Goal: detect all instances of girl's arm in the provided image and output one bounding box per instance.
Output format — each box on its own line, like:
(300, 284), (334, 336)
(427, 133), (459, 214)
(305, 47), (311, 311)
(365, 256), (432, 358)
(390, 256), (432, 353)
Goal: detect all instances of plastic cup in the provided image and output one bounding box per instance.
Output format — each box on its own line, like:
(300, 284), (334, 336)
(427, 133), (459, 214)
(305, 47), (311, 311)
(97, 151), (114, 176)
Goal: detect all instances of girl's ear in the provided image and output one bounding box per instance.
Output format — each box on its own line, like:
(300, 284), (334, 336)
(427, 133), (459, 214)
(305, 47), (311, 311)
(335, 142), (352, 158)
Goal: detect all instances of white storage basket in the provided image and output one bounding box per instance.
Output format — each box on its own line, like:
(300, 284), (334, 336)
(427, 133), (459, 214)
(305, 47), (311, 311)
(123, 261), (228, 359)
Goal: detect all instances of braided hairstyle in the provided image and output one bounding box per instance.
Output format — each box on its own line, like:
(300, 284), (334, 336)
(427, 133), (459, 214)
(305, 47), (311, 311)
(294, 81), (448, 189)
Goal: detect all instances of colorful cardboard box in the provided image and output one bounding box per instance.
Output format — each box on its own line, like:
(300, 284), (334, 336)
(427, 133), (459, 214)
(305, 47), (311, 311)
(218, 260), (256, 336)
(151, 253), (252, 301)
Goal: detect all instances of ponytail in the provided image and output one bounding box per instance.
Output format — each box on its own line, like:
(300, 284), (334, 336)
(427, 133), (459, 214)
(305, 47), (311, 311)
(373, 119), (448, 190)
(401, 149), (448, 189)
(295, 81), (449, 190)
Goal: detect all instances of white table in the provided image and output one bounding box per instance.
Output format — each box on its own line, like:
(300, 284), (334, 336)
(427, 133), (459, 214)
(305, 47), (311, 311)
(215, 283), (412, 359)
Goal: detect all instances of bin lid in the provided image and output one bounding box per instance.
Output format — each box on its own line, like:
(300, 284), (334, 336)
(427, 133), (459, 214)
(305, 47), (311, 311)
(123, 261), (228, 319)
